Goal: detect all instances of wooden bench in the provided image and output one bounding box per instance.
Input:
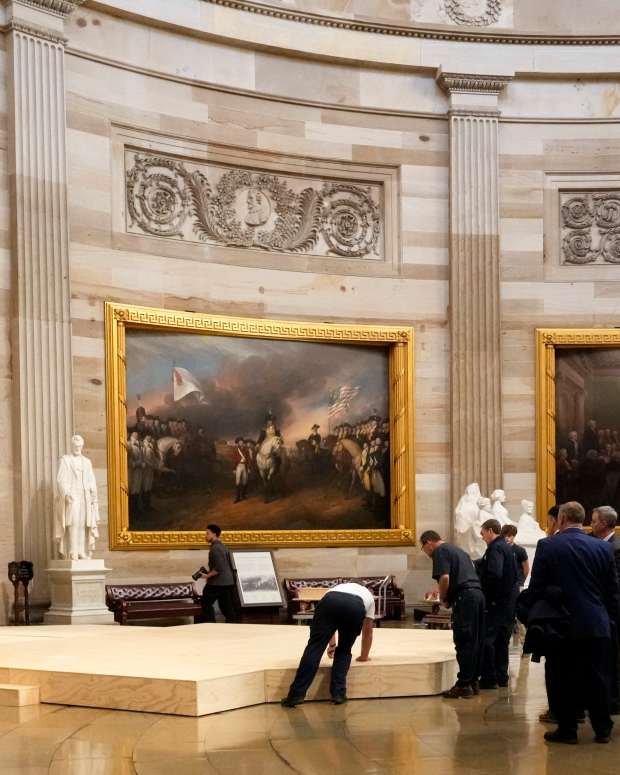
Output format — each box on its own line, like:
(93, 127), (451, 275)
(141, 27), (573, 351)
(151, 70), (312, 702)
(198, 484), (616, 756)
(283, 576), (405, 622)
(105, 582), (203, 625)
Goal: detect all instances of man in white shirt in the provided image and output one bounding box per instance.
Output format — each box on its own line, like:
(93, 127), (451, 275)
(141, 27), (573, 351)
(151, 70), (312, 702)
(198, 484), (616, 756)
(281, 582), (374, 707)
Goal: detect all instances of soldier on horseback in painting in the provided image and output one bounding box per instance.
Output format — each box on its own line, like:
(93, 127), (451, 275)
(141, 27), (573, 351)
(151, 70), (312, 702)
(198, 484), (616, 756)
(256, 411), (286, 503)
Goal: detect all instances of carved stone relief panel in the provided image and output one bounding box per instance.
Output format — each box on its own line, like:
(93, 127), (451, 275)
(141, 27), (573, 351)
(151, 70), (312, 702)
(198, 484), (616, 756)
(560, 191), (620, 265)
(444, 0), (503, 27)
(125, 151), (384, 260)
(544, 172), (620, 282)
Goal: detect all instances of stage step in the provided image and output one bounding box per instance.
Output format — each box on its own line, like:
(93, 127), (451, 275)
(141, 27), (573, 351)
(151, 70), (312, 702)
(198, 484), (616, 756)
(0, 683), (40, 706)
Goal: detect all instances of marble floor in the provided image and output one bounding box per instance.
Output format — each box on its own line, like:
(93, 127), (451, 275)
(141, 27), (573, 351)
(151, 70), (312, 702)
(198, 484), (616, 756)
(0, 649), (617, 774)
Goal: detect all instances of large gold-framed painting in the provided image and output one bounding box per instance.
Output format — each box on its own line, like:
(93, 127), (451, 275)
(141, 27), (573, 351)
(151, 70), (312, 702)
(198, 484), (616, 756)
(536, 328), (620, 525)
(105, 303), (415, 549)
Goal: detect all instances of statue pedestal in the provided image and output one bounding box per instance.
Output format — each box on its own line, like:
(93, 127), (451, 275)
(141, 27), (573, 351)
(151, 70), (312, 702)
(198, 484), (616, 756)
(44, 559), (114, 624)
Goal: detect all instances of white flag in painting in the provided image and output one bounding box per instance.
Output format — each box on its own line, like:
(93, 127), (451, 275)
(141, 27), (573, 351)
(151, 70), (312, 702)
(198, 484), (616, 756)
(172, 367), (204, 402)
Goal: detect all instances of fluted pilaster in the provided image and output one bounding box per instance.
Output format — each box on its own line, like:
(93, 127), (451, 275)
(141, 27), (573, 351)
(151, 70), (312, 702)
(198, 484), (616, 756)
(6, 1), (84, 603)
(438, 71), (511, 506)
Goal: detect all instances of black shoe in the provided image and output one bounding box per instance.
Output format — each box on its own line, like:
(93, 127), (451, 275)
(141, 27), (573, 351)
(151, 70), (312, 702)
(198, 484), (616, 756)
(544, 730), (578, 745)
(539, 710), (558, 724)
(331, 695), (347, 705)
(471, 680), (480, 696)
(497, 680), (509, 688)
(595, 732), (612, 744)
(478, 680), (499, 690)
(442, 685), (474, 699)
(280, 695), (304, 708)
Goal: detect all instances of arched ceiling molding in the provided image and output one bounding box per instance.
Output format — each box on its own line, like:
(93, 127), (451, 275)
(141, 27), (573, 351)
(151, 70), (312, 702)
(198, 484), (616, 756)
(205, 0), (620, 45)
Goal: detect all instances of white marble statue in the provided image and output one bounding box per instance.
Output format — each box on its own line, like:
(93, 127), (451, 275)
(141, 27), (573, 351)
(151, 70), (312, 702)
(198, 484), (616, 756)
(454, 483), (487, 559)
(516, 499), (546, 543)
(490, 489), (513, 526)
(54, 435), (100, 560)
(478, 496), (493, 520)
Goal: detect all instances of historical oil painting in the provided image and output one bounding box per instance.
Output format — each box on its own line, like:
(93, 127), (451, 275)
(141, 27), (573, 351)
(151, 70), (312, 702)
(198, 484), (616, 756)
(555, 347), (620, 522)
(124, 330), (390, 533)
(106, 305), (414, 549)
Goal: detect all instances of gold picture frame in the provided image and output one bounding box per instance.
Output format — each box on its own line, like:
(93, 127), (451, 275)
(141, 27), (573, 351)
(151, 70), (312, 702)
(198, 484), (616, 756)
(536, 328), (620, 525)
(105, 302), (415, 549)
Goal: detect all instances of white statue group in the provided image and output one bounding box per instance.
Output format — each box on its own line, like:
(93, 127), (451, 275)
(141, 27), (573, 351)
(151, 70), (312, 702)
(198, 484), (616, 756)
(454, 484), (546, 559)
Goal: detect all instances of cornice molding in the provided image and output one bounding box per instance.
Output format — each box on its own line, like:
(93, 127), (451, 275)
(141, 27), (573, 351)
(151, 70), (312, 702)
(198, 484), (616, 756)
(437, 72), (512, 95)
(205, 0), (620, 46)
(5, 18), (67, 42)
(15, 0), (86, 18)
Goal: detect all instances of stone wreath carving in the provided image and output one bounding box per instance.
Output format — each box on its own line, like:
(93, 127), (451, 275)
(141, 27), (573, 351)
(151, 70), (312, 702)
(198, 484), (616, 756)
(561, 192), (620, 265)
(445, 0), (502, 27)
(126, 153), (381, 258)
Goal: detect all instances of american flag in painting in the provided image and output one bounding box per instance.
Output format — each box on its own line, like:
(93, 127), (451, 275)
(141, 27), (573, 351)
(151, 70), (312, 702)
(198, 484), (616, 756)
(328, 385), (360, 417)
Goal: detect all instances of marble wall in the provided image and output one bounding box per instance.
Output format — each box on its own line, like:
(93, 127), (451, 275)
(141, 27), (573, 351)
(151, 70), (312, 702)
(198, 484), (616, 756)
(63, 21), (450, 605)
(499, 123), (620, 508)
(2, 0), (620, 623)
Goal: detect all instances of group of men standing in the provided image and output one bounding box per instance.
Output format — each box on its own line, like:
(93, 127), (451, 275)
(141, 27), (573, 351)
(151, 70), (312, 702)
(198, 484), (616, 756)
(422, 500), (620, 745)
(421, 518), (521, 698)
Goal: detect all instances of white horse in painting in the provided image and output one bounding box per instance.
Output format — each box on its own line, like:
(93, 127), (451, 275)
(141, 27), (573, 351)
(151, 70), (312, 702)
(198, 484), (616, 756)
(256, 435), (286, 502)
(338, 438), (367, 498)
(155, 436), (183, 468)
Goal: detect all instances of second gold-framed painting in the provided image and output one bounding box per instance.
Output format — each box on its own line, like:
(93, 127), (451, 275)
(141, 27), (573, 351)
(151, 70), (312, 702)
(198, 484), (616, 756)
(536, 328), (620, 525)
(105, 303), (415, 549)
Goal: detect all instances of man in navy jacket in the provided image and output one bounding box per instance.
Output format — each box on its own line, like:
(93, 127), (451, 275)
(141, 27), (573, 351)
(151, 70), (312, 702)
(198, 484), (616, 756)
(528, 501), (618, 744)
(477, 518), (518, 689)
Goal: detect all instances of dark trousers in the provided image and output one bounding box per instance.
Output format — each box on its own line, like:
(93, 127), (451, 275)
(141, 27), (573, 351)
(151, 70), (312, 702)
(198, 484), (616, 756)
(201, 584), (236, 623)
(480, 604), (513, 685)
(287, 591), (365, 700)
(452, 588), (485, 686)
(547, 637), (613, 736)
(611, 621), (620, 711)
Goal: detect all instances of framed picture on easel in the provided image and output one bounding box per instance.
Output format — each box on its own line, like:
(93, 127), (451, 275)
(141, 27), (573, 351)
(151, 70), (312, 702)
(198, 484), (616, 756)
(230, 551), (283, 608)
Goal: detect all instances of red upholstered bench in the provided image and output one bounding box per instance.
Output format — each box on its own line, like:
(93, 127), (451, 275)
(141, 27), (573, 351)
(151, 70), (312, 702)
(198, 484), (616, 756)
(105, 582), (203, 625)
(283, 576), (405, 622)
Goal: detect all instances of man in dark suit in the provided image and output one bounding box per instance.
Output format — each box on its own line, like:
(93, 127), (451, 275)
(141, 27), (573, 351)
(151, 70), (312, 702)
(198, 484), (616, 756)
(583, 419), (599, 455)
(591, 505), (620, 715)
(477, 518), (518, 689)
(529, 501), (618, 744)
(566, 430), (580, 461)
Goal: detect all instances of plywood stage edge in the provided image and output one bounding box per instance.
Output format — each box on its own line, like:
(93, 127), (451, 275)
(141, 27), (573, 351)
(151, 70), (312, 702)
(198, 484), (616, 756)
(0, 624), (457, 716)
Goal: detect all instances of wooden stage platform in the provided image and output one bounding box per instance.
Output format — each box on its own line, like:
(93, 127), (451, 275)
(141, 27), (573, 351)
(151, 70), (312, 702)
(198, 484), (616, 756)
(0, 624), (456, 716)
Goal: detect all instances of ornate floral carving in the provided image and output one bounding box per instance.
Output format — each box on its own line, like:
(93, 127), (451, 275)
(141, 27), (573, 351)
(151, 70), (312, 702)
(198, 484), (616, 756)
(125, 153), (382, 259)
(444, 0), (502, 27)
(126, 156), (191, 238)
(561, 191), (620, 265)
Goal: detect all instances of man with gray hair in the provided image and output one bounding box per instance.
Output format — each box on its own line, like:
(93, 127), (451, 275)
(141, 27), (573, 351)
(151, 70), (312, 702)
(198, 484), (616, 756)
(591, 505), (620, 715)
(591, 505), (618, 544)
(528, 501), (618, 744)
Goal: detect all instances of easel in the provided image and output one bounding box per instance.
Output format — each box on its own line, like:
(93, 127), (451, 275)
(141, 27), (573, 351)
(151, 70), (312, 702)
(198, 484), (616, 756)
(8, 561), (33, 625)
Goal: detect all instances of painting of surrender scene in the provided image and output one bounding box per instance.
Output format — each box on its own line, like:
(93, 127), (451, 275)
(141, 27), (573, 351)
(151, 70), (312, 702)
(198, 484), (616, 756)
(125, 331), (390, 532)
(555, 348), (620, 523)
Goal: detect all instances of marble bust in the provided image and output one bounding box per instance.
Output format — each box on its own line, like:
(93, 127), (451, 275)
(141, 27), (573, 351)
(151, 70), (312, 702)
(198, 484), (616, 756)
(54, 435), (100, 560)
(516, 500), (547, 543)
